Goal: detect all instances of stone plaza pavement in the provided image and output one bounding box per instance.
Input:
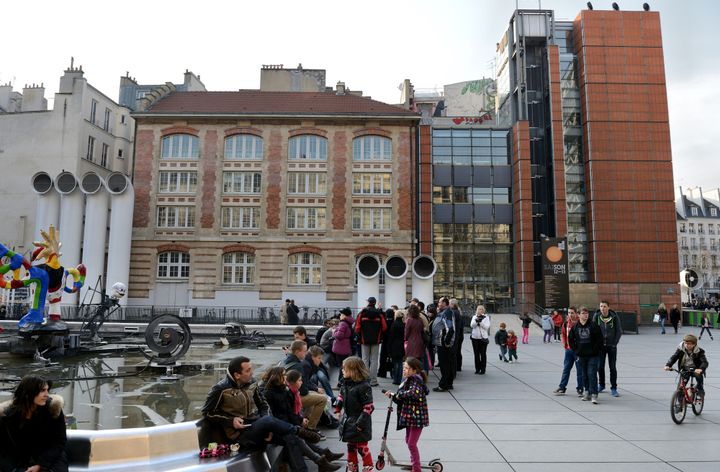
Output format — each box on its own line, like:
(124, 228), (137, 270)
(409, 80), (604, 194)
(306, 318), (720, 472)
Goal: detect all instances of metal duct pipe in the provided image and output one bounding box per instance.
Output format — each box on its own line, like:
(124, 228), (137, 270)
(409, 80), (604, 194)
(411, 255), (436, 306)
(356, 254), (381, 309)
(104, 173), (134, 306)
(383, 255), (408, 309)
(56, 172), (84, 307)
(80, 172), (109, 305)
(31, 172), (60, 243)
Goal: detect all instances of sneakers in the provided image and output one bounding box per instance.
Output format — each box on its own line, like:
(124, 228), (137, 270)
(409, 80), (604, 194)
(577, 390), (584, 398)
(610, 388), (619, 397)
(597, 385), (605, 393)
(553, 388), (566, 396)
(297, 427), (322, 444)
(582, 393), (591, 401)
(591, 394), (598, 404)
(499, 354), (503, 361)
(433, 386), (449, 392)
(370, 380), (379, 387)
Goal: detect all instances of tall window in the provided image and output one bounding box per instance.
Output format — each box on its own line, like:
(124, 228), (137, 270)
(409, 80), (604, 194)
(691, 207), (698, 216)
(288, 253), (322, 285)
(352, 208), (391, 231)
(287, 207), (326, 230)
(159, 171), (197, 193)
(86, 136), (95, 161)
(101, 143), (109, 167)
(90, 99), (98, 124)
(157, 251), (190, 279)
(224, 134), (263, 160)
(288, 172), (327, 194)
(352, 173), (391, 195)
(288, 135), (327, 160)
(103, 108), (111, 131)
(222, 252), (255, 284)
(161, 134), (199, 159)
(222, 172), (261, 194)
(712, 208), (718, 217)
(221, 207), (260, 229)
(157, 206), (195, 228)
(353, 135), (392, 161)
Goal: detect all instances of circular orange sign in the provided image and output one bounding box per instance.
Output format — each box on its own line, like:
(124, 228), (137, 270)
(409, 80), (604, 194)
(546, 246), (563, 263)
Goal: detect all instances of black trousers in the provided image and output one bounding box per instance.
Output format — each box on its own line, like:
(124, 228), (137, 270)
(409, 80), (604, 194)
(471, 338), (488, 373)
(437, 345), (456, 389)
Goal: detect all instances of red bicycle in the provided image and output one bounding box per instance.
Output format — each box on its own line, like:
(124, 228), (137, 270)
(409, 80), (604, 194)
(669, 368), (704, 424)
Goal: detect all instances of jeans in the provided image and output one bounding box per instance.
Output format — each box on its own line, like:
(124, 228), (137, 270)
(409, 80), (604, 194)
(243, 416), (308, 472)
(543, 330), (552, 343)
(576, 356), (600, 395)
(314, 369), (336, 403)
(558, 349), (583, 392)
(470, 337), (488, 373)
(553, 326), (561, 341)
(498, 345), (508, 361)
(360, 344), (380, 383)
(597, 345), (618, 389)
(405, 426), (423, 472)
(391, 359), (403, 384)
(699, 327), (713, 339)
(437, 345), (455, 389)
(660, 318), (666, 334)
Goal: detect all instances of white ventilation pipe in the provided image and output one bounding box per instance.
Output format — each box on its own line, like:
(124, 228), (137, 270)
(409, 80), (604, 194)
(383, 255), (408, 309)
(356, 254), (381, 309)
(411, 255), (436, 307)
(80, 172), (109, 305)
(31, 172), (60, 243)
(105, 173), (134, 306)
(56, 172), (84, 307)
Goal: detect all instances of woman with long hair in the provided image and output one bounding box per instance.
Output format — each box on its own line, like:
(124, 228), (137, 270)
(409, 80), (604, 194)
(0, 375), (68, 472)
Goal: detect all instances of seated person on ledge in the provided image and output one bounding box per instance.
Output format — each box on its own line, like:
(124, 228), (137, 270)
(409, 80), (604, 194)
(199, 356), (321, 472)
(664, 334), (709, 394)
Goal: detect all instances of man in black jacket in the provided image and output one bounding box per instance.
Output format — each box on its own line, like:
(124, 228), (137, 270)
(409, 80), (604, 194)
(282, 341), (327, 432)
(355, 297), (387, 386)
(593, 300), (623, 397)
(569, 306), (603, 404)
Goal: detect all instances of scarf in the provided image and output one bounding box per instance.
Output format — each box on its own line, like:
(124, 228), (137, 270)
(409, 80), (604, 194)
(288, 383), (302, 416)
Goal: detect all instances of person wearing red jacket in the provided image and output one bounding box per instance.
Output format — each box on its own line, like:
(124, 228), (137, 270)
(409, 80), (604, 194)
(355, 297), (387, 387)
(506, 330), (519, 363)
(551, 310), (564, 342)
(553, 307), (584, 396)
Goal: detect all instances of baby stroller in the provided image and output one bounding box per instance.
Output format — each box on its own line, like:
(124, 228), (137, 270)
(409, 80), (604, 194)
(376, 389), (443, 472)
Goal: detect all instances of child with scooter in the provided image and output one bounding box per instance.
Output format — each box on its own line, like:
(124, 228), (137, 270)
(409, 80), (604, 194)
(380, 357), (441, 472)
(334, 356), (375, 472)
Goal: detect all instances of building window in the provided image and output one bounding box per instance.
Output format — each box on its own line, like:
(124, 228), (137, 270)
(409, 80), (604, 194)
(288, 172), (327, 194)
(120, 115), (126, 124)
(288, 253), (322, 285)
(681, 237), (687, 248)
(222, 252), (255, 284)
(136, 90), (148, 100)
(288, 135), (327, 160)
(689, 223), (695, 233)
(221, 207), (260, 229)
(101, 143), (109, 167)
(222, 172), (261, 194)
(352, 173), (391, 195)
(352, 208), (391, 231)
(159, 171), (197, 193)
(287, 207), (326, 230)
(691, 207), (698, 216)
(90, 99), (98, 124)
(224, 134), (263, 160)
(682, 254), (689, 267)
(86, 136), (95, 161)
(103, 108), (111, 131)
(118, 149), (124, 159)
(161, 134), (199, 159)
(679, 223), (686, 233)
(353, 135), (392, 161)
(699, 224), (704, 234)
(157, 251), (190, 279)
(157, 206), (195, 228)
(712, 208), (718, 217)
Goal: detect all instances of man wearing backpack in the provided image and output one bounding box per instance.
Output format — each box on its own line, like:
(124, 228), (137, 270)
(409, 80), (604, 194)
(354, 296), (387, 386)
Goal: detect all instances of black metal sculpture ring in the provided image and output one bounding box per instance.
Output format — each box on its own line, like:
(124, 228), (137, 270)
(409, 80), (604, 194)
(144, 314), (192, 365)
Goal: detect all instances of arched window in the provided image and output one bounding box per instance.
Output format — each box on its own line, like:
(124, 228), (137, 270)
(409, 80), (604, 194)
(288, 253), (322, 285)
(222, 252), (255, 284)
(353, 135), (391, 161)
(225, 134), (263, 160)
(157, 251), (190, 279)
(288, 135), (327, 160)
(161, 134), (199, 159)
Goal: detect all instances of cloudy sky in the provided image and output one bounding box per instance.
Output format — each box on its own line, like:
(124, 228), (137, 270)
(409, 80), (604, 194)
(1, 0), (717, 194)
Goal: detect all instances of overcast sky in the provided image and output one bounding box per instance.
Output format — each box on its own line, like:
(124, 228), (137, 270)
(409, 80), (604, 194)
(1, 0), (717, 194)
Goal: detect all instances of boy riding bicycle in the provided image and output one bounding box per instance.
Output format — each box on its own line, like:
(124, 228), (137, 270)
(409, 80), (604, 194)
(664, 334), (709, 396)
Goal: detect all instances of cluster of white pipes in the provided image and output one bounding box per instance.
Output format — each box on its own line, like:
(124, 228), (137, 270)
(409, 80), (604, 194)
(356, 254), (436, 309)
(32, 171), (134, 306)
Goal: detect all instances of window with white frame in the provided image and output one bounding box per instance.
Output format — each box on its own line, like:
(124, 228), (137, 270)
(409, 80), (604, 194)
(224, 134), (263, 160)
(161, 134), (199, 159)
(352, 173), (392, 195)
(691, 207), (698, 216)
(157, 251), (190, 279)
(101, 143), (109, 167)
(288, 172), (327, 194)
(221, 207), (260, 229)
(288, 253), (322, 285)
(353, 135), (392, 161)
(222, 252), (255, 284)
(103, 108), (111, 131)
(352, 207), (391, 231)
(86, 136), (95, 161)
(287, 207), (326, 230)
(159, 171), (197, 193)
(157, 206), (195, 228)
(712, 207), (718, 217)
(288, 135), (327, 160)
(90, 99), (98, 124)
(223, 172), (261, 194)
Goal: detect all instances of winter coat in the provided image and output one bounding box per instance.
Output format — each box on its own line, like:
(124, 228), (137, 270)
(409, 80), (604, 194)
(494, 328), (508, 346)
(470, 314), (490, 340)
(670, 307), (681, 324)
(392, 374), (429, 430)
(0, 395), (67, 471)
(332, 316), (354, 356)
(337, 378), (374, 443)
(666, 342), (709, 374)
(561, 319), (577, 350)
(262, 384), (303, 426)
(541, 314), (553, 331)
(355, 306), (387, 345)
(592, 310), (623, 347)
(404, 317), (425, 359)
(288, 303), (300, 325)
(658, 308), (668, 321)
(431, 308), (456, 347)
(568, 320), (603, 358)
(552, 313), (563, 328)
(506, 334), (518, 350)
(387, 318), (406, 361)
(701, 313), (712, 327)
(521, 315), (532, 329)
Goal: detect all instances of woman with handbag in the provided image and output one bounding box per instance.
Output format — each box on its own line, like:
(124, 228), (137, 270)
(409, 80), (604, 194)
(470, 305), (491, 374)
(657, 303), (668, 335)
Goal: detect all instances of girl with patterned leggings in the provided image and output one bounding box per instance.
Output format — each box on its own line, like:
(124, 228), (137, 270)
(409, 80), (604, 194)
(335, 356), (375, 472)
